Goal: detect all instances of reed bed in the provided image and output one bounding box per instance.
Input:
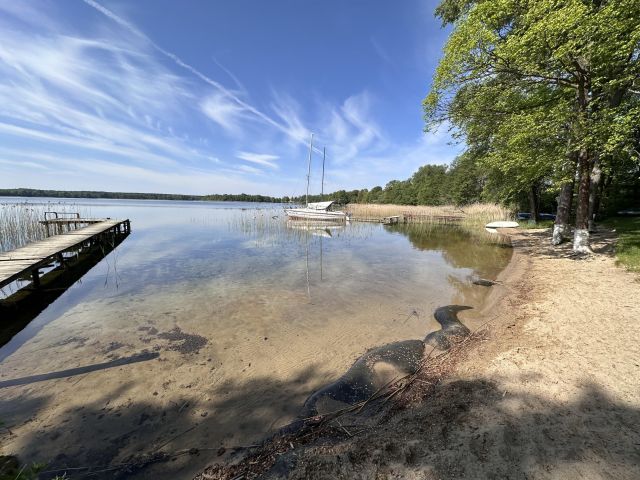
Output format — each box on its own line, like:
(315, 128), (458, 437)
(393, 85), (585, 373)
(228, 207), (374, 248)
(345, 203), (513, 228)
(0, 202), (90, 252)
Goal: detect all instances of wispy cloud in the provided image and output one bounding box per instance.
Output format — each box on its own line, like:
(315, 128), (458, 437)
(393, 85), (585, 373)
(235, 164), (264, 175)
(236, 151), (279, 169)
(370, 37), (394, 66)
(211, 55), (246, 93)
(317, 91), (384, 165)
(0, 7), (234, 179)
(201, 92), (251, 136)
(82, 0), (316, 147)
(0, 0), (459, 195)
(0, 146), (279, 194)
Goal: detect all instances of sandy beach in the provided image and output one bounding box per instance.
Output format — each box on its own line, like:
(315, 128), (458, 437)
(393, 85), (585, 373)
(199, 227), (640, 479)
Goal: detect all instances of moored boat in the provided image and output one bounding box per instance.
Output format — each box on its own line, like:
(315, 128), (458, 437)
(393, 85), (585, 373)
(285, 200), (349, 222)
(285, 135), (349, 222)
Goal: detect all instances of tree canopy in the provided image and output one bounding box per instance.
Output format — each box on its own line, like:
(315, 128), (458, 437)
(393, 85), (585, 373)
(425, 0), (640, 250)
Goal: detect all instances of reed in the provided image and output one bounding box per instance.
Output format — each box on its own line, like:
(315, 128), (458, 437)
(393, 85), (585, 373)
(228, 208), (374, 247)
(0, 202), (89, 252)
(345, 203), (513, 227)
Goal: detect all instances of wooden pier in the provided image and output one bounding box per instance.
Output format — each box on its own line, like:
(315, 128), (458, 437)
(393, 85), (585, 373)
(0, 219), (130, 290)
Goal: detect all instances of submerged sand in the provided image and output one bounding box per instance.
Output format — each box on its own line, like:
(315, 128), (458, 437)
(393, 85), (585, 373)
(0, 233), (505, 479)
(200, 228), (640, 479)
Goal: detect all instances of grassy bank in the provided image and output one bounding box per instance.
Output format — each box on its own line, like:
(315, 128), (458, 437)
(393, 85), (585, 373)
(345, 203), (512, 227)
(604, 216), (640, 272)
(516, 219), (554, 229)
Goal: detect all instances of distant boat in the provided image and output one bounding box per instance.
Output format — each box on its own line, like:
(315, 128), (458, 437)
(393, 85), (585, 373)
(284, 134), (349, 223)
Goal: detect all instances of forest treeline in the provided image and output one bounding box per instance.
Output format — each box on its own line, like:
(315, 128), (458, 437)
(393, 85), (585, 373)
(0, 188), (282, 203)
(292, 160), (487, 206)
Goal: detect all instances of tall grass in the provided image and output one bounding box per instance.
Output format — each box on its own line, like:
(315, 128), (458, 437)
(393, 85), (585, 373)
(0, 202), (89, 252)
(345, 203), (513, 227)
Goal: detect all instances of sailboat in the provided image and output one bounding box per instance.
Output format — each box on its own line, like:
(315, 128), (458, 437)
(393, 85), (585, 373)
(284, 134), (349, 222)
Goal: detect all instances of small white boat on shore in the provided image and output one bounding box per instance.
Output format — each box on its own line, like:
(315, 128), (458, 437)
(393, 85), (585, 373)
(485, 220), (519, 229)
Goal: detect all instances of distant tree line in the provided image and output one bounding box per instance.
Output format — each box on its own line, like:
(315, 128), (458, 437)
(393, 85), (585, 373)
(0, 188), (282, 203)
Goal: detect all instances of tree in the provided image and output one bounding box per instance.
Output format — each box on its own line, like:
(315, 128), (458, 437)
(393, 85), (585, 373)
(411, 165), (449, 205)
(425, 0), (640, 252)
(368, 186), (384, 203)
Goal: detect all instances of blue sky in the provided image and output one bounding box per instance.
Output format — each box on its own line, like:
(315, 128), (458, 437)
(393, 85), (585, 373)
(0, 0), (459, 196)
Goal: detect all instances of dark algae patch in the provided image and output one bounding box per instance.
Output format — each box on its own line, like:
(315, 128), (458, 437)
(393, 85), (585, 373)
(157, 327), (208, 354)
(137, 325), (208, 354)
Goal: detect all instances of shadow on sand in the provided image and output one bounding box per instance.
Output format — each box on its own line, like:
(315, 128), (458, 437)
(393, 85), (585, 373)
(203, 377), (640, 480)
(3, 351), (636, 479)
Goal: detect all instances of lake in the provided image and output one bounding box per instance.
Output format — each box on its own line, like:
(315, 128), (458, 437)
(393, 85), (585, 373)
(0, 197), (512, 479)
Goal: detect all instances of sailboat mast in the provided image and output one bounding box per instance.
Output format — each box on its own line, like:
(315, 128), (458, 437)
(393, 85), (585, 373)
(321, 147), (325, 200)
(306, 133), (313, 205)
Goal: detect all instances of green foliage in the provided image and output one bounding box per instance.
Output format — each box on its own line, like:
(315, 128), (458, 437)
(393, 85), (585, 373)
(517, 219), (554, 229)
(604, 216), (640, 272)
(425, 0), (640, 223)
(412, 165), (448, 205)
(0, 456), (44, 480)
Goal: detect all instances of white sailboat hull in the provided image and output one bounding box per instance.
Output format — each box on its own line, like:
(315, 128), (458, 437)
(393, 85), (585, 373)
(284, 208), (348, 222)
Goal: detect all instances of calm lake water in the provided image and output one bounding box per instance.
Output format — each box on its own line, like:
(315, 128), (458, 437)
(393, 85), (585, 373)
(0, 198), (511, 479)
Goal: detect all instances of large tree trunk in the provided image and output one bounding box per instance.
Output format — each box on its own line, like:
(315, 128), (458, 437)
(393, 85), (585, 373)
(572, 72), (593, 254)
(528, 185), (540, 224)
(588, 156), (602, 232)
(573, 148), (593, 253)
(552, 180), (574, 245)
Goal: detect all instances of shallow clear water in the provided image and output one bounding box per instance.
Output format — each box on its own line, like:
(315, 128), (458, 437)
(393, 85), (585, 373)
(0, 198), (511, 478)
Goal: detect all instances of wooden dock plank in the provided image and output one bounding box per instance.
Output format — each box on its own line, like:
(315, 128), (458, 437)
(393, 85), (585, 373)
(0, 219), (129, 289)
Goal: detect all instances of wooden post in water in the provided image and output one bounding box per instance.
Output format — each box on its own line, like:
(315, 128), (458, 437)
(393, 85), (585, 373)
(31, 269), (41, 289)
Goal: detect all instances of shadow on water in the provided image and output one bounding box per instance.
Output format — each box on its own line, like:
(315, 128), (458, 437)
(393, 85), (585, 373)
(0, 352), (158, 389)
(0, 231), (130, 350)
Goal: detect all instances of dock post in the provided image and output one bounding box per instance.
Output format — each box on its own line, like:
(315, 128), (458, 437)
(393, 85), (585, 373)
(31, 269), (41, 289)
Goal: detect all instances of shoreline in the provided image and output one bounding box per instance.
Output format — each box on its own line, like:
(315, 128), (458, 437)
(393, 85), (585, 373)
(197, 227), (640, 479)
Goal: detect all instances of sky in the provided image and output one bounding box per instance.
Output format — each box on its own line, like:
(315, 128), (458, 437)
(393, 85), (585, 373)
(0, 0), (460, 196)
